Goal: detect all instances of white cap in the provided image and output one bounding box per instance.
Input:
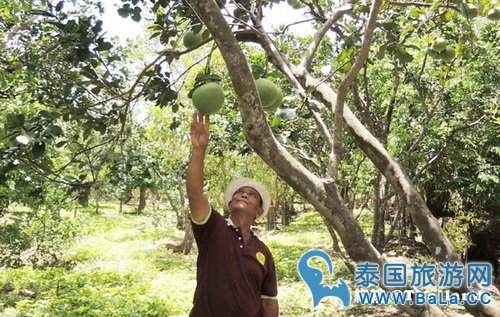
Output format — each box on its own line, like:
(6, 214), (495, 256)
(224, 177), (271, 220)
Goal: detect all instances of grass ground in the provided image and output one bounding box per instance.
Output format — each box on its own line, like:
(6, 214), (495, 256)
(0, 203), (484, 316)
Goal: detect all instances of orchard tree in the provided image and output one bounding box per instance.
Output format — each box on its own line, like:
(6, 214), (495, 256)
(2, 1), (499, 316)
(145, 1), (498, 316)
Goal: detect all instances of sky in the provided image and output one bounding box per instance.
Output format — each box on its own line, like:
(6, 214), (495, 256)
(99, 1), (314, 122)
(101, 1), (314, 41)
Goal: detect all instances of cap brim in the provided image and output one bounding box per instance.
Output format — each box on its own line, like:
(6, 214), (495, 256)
(224, 177), (271, 220)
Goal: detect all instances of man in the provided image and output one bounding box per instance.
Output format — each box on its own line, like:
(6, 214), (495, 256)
(187, 113), (279, 317)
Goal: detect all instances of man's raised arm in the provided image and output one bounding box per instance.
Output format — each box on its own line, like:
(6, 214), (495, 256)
(187, 113), (211, 223)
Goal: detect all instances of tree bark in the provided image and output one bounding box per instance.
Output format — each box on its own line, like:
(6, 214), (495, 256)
(189, 1), (500, 316)
(137, 185), (147, 213)
(166, 208), (194, 255)
(306, 73), (500, 317)
(371, 172), (385, 251)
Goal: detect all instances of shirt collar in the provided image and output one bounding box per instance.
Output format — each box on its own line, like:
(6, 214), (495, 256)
(225, 217), (256, 236)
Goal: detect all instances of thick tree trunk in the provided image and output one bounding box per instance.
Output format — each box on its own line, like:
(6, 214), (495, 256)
(137, 185), (147, 213)
(190, 1), (500, 316)
(267, 176), (278, 231)
(165, 189), (182, 228)
(166, 209), (194, 255)
(267, 206), (277, 231)
(371, 173), (385, 251)
(95, 195), (100, 215)
(302, 71), (500, 317)
(281, 199), (293, 226)
(119, 195), (123, 213)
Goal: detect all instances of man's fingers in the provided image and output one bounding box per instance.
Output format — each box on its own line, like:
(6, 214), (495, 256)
(192, 112), (210, 132)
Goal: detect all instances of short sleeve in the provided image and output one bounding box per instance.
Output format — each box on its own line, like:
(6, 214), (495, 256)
(191, 207), (224, 250)
(261, 246), (278, 299)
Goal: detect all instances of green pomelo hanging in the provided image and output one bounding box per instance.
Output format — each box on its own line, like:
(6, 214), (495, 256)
(264, 88), (283, 113)
(427, 47), (440, 59)
(183, 30), (202, 48)
(439, 46), (456, 63)
(431, 38), (447, 52)
(256, 78), (280, 108)
(192, 82), (225, 114)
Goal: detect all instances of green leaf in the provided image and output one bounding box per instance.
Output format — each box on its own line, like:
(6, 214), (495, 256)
(76, 48), (91, 62)
(31, 141), (46, 158)
(28, 10), (56, 18)
(376, 45), (386, 59)
(92, 20), (103, 34)
(395, 47), (413, 64)
(39, 110), (54, 119)
(117, 7), (130, 18)
(55, 1), (64, 12)
(96, 39), (113, 51)
(131, 12), (142, 22)
(64, 20), (79, 33)
(78, 195), (89, 207)
(47, 125), (64, 137)
(55, 141), (67, 148)
(271, 116), (281, 128)
(6, 113), (25, 128)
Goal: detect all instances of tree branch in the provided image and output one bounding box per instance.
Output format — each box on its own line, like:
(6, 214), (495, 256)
(283, 144), (322, 172)
(413, 116), (484, 181)
(328, 0), (383, 179)
(0, 16), (37, 51)
(388, 1), (433, 7)
(383, 71), (400, 141)
(242, 18), (335, 151)
(274, 18), (316, 35)
(299, 4), (353, 70)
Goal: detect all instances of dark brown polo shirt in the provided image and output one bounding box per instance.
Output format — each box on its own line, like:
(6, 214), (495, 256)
(189, 208), (278, 317)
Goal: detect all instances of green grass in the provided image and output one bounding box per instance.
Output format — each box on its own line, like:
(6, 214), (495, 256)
(1, 203), (355, 316)
(0, 204), (474, 317)
(0, 204), (197, 317)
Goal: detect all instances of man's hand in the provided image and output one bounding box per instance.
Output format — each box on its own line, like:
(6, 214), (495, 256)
(187, 112), (211, 223)
(190, 113), (210, 150)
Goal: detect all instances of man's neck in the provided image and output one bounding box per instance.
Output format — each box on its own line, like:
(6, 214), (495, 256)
(230, 213), (253, 240)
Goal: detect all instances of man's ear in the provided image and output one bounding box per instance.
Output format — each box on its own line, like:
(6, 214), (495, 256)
(256, 207), (264, 218)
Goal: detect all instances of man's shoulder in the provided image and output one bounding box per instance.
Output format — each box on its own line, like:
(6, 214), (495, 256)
(191, 206), (225, 225)
(252, 235), (273, 254)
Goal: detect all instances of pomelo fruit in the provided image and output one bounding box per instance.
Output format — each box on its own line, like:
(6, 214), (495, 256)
(256, 78), (281, 109)
(183, 30), (202, 48)
(192, 82), (225, 114)
(264, 88), (283, 113)
(431, 38), (447, 52)
(439, 46), (456, 63)
(427, 47), (440, 59)
(201, 28), (211, 40)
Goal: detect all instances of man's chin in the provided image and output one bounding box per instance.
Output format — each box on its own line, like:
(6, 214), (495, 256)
(230, 203), (251, 213)
(231, 204), (245, 211)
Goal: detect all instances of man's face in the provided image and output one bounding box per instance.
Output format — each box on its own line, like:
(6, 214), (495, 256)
(230, 186), (263, 218)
